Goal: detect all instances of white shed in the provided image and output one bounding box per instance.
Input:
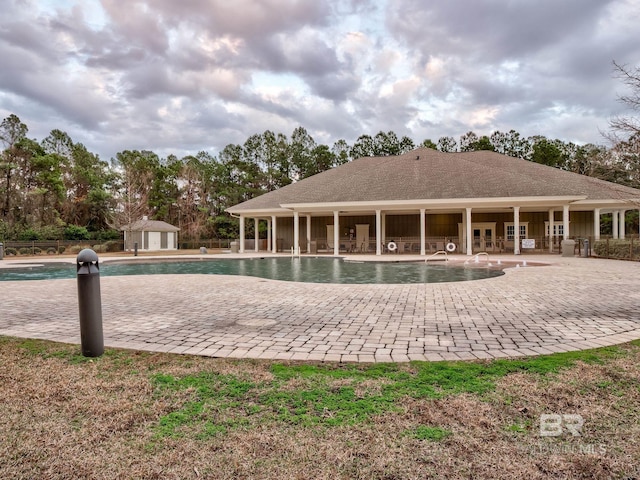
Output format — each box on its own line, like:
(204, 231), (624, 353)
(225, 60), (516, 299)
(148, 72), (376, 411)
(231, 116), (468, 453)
(121, 218), (180, 251)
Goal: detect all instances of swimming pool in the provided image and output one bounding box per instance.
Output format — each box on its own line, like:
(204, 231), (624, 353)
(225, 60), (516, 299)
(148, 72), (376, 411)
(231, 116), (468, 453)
(0, 257), (505, 284)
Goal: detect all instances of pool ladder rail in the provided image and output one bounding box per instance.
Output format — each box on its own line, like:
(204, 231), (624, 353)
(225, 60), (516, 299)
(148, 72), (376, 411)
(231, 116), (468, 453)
(464, 252), (490, 267)
(425, 250), (449, 263)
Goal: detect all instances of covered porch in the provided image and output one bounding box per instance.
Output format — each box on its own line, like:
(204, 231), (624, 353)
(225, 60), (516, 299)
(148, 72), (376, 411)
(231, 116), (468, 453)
(235, 198), (636, 256)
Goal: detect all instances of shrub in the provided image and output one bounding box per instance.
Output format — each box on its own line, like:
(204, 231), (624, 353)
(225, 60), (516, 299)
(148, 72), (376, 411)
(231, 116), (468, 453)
(64, 225), (91, 241)
(104, 240), (122, 252)
(18, 228), (40, 241)
(91, 229), (121, 241)
(58, 246), (66, 254)
(92, 244), (108, 253)
(593, 239), (640, 260)
(19, 247), (31, 255)
(38, 225), (64, 240)
(68, 245), (85, 254)
(0, 219), (10, 239)
(47, 247), (57, 255)
(5, 247), (17, 256)
(32, 247), (41, 255)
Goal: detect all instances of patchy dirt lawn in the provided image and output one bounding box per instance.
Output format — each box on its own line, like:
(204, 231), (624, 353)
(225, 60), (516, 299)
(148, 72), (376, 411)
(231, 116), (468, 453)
(1, 337), (639, 479)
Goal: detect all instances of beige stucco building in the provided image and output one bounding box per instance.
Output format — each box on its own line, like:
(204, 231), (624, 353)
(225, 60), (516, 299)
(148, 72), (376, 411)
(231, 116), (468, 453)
(227, 148), (640, 256)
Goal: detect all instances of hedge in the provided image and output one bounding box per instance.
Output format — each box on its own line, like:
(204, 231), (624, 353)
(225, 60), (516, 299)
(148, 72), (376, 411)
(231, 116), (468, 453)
(593, 239), (640, 260)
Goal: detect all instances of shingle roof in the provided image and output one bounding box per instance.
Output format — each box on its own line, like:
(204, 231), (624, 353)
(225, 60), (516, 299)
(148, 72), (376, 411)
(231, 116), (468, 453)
(227, 148), (640, 213)
(120, 220), (180, 232)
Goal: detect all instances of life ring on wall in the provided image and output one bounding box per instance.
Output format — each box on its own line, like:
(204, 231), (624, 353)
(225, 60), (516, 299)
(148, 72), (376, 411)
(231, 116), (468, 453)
(387, 242), (397, 252)
(446, 242), (456, 252)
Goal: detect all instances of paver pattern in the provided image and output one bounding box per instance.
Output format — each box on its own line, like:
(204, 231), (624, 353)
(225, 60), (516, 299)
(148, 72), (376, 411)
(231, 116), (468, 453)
(1, 254), (640, 362)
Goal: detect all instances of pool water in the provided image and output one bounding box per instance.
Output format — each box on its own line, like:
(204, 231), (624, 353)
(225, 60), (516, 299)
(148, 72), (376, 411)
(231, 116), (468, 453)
(0, 257), (504, 284)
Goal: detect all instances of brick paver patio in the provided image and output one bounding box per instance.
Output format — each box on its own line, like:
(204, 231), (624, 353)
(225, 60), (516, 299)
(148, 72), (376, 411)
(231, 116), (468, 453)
(1, 254), (639, 362)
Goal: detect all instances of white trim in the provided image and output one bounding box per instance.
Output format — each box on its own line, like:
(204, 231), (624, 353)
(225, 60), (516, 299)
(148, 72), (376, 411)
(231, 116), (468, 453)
(376, 210), (382, 256)
(465, 208), (472, 256)
(333, 211), (340, 256)
(230, 197), (638, 218)
(548, 208), (554, 253)
(279, 196), (586, 211)
(239, 215), (245, 253)
(513, 206), (520, 255)
(254, 218), (259, 252)
(271, 215), (277, 253)
(544, 221), (568, 237)
(504, 222), (529, 251)
(459, 222), (497, 253)
(420, 208), (426, 256)
(293, 211), (300, 254)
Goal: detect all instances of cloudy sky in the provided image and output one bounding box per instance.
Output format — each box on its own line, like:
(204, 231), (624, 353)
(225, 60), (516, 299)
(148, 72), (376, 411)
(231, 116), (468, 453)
(1, 0), (639, 161)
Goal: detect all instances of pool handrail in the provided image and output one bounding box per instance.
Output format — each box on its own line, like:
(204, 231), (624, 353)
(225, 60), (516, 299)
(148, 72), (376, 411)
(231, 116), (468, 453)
(464, 252), (490, 266)
(425, 250), (448, 263)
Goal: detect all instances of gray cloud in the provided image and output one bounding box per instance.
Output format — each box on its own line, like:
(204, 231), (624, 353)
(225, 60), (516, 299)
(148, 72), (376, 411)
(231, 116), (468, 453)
(1, 0), (639, 161)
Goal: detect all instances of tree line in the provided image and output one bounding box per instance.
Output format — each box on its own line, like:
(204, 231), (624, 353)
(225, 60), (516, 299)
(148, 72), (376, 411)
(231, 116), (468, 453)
(1, 113), (639, 242)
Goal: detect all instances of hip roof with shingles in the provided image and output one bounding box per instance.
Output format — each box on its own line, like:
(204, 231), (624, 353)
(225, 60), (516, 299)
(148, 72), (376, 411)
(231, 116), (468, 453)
(227, 148), (640, 213)
(120, 220), (180, 232)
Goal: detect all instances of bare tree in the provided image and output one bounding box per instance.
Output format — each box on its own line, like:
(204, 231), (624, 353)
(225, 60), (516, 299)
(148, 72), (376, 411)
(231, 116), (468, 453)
(109, 151), (154, 250)
(609, 61), (640, 141)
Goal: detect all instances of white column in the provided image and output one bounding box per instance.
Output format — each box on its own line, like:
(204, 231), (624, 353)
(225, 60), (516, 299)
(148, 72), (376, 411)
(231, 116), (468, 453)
(594, 208), (601, 241)
(619, 210), (626, 239)
(381, 212), (386, 246)
(333, 211), (340, 256)
(562, 205), (570, 240)
(513, 206), (520, 255)
(254, 218), (259, 252)
(548, 208), (554, 253)
(612, 211), (619, 239)
(293, 211), (300, 254)
(420, 208), (426, 256)
(271, 215), (277, 253)
(239, 215), (245, 253)
(465, 207), (472, 256)
(376, 209), (382, 256)
(306, 215), (312, 253)
(267, 219), (272, 252)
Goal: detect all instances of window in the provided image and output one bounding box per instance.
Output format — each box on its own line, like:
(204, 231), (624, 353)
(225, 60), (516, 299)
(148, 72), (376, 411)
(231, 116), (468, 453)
(505, 223), (528, 241)
(545, 222), (565, 237)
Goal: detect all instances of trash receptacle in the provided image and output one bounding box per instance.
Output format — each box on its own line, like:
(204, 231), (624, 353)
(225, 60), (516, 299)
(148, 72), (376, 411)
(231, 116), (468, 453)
(0, 242), (3, 260)
(561, 239), (575, 257)
(582, 239), (589, 257)
(230, 241), (239, 253)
